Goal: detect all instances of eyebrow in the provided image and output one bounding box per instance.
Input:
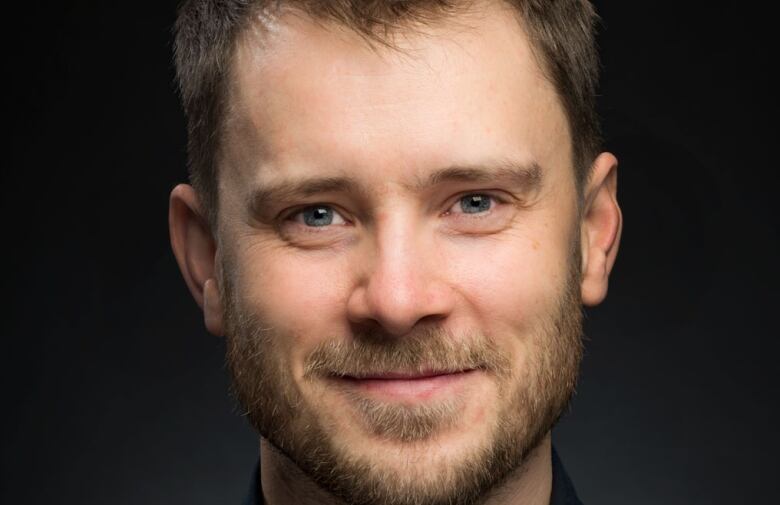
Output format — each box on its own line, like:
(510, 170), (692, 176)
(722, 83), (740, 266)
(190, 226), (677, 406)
(248, 161), (543, 215)
(410, 161), (543, 193)
(249, 176), (360, 216)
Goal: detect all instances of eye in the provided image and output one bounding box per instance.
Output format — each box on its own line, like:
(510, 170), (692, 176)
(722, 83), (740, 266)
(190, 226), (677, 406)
(291, 205), (347, 227)
(441, 192), (516, 235)
(454, 193), (494, 214)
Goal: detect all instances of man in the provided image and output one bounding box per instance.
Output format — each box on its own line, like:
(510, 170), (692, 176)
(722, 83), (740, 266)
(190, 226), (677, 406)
(169, 0), (622, 504)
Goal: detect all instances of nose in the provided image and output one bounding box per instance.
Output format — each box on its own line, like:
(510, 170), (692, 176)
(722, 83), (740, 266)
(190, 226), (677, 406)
(346, 216), (455, 337)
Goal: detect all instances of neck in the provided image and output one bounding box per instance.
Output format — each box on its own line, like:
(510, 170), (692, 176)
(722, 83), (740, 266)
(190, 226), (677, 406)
(259, 434), (554, 505)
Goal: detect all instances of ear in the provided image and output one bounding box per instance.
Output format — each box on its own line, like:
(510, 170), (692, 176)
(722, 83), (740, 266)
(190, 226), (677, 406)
(580, 152), (623, 306)
(169, 184), (225, 336)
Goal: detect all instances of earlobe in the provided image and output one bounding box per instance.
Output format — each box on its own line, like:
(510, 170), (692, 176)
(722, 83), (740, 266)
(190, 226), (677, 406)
(203, 278), (225, 336)
(580, 153), (623, 306)
(169, 184), (225, 336)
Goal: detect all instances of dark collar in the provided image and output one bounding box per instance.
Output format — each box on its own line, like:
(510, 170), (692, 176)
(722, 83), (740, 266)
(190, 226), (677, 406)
(550, 446), (584, 505)
(245, 446), (583, 505)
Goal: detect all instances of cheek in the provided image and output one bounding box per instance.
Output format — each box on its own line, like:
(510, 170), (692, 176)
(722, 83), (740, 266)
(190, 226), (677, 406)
(443, 227), (571, 333)
(232, 246), (352, 367)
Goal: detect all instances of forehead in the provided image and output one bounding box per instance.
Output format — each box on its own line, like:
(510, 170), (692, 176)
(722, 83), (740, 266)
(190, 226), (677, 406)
(223, 2), (570, 190)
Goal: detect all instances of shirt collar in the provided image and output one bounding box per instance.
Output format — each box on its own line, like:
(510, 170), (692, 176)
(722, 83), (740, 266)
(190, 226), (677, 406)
(550, 446), (584, 505)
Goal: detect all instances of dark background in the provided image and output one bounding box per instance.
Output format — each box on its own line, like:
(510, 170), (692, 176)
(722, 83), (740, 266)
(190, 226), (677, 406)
(3, 1), (778, 504)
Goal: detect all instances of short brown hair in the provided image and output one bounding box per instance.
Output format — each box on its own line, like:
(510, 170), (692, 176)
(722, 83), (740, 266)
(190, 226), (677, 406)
(174, 0), (602, 228)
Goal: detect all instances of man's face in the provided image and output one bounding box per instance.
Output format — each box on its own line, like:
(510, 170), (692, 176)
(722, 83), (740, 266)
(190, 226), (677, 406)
(218, 4), (584, 504)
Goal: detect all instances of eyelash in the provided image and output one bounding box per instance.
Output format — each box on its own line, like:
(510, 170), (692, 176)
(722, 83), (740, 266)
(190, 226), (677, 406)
(282, 205), (351, 230)
(444, 192), (504, 217)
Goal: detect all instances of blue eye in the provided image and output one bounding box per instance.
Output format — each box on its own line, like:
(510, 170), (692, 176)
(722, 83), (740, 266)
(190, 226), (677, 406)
(295, 205), (347, 227)
(302, 206), (334, 226)
(459, 194), (492, 214)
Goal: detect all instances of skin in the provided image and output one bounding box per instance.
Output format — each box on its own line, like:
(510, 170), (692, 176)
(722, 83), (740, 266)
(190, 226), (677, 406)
(169, 2), (622, 504)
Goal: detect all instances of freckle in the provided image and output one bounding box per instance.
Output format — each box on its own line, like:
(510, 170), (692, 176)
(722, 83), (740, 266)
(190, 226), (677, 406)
(531, 240), (540, 250)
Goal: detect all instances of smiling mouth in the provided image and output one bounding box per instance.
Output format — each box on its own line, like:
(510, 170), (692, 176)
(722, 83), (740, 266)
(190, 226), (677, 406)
(332, 369), (479, 400)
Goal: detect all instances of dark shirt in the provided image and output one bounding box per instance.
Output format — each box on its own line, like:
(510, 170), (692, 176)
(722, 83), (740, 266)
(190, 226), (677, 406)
(244, 446), (583, 505)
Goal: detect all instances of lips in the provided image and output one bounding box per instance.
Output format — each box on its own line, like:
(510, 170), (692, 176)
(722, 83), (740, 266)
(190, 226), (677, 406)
(333, 369), (478, 400)
(345, 370), (468, 380)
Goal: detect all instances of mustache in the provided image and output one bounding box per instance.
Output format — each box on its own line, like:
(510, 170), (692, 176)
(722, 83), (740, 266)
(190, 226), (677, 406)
(302, 326), (512, 380)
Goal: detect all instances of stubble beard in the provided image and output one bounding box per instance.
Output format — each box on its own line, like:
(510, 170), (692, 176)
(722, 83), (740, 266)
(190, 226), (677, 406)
(221, 251), (584, 505)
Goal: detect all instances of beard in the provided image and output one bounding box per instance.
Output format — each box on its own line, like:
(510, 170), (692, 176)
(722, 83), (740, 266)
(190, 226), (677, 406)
(220, 247), (584, 505)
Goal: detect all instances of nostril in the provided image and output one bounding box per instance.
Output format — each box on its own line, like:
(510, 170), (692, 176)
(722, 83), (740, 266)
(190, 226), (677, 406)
(345, 255), (455, 337)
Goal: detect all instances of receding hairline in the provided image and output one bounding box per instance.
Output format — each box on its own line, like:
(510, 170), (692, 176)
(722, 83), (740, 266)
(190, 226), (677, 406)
(227, 0), (557, 97)
(237, 0), (485, 44)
